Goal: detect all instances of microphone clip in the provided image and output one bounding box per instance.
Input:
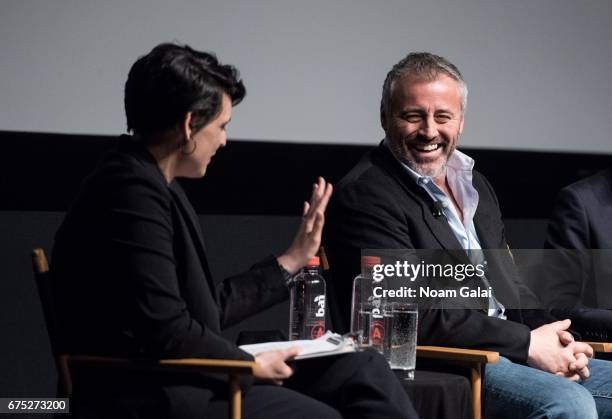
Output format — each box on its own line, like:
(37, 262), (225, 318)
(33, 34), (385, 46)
(430, 201), (446, 219)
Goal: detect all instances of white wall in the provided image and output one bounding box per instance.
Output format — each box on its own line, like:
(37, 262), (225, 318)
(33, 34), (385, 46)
(1, 0), (611, 152)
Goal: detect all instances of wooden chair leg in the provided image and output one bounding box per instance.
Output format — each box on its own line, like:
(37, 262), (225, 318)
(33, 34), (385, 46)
(470, 364), (482, 419)
(57, 354), (72, 397)
(229, 374), (241, 419)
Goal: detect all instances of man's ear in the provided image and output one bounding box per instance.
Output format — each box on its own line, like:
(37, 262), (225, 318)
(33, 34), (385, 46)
(380, 108), (388, 132)
(458, 114), (465, 136)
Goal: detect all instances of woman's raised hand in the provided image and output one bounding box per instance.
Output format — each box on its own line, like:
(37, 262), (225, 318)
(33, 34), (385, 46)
(277, 177), (333, 274)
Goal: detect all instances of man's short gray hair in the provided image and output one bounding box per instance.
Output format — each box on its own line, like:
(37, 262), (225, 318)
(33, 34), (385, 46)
(381, 52), (468, 115)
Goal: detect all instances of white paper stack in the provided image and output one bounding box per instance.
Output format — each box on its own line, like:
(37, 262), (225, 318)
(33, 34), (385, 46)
(239, 331), (356, 360)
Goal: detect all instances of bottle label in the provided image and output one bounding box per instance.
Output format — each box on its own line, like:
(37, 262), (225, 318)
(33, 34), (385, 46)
(314, 295), (325, 317)
(369, 295), (385, 346)
(310, 294), (326, 338)
(310, 320), (326, 339)
(370, 304), (385, 345)
(289, 276), (326, 340)
(370, 319), (385, 346)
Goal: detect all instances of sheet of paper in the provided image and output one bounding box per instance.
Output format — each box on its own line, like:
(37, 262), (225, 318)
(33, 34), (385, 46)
(239, 331), (355, 360)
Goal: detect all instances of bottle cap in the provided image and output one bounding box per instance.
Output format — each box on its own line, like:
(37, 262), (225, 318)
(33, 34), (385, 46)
(361, 255), (382, 267)
(307, 256), (320, 266)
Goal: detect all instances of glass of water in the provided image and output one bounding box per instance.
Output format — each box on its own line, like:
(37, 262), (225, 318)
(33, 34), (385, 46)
(383, 302), (418, 380)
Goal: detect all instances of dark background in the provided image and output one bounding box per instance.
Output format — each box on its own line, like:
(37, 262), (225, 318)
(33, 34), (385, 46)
(2, 130), (611, 406)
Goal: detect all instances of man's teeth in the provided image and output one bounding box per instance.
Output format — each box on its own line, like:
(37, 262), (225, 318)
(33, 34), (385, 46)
(415, 144), (440, 151)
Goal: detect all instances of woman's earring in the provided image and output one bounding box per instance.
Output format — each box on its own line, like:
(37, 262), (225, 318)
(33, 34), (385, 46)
(181, 136), (197, 155)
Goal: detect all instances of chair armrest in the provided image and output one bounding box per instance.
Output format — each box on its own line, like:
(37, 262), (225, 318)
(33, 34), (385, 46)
(68, 355), (255, 376)
(159, 358), (255, 374)
(582, 342), (612, 353)
(417, 346), (499, 365)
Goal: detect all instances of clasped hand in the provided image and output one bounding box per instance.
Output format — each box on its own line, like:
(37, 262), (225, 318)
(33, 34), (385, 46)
(528, 319), (594, 381)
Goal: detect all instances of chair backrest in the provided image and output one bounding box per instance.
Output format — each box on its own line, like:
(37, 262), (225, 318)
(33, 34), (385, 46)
(318, 246), (330, 271)
(31, 248), (72, 397)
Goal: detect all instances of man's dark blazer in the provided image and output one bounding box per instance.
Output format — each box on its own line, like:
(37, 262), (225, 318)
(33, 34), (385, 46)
(543, 168), (612, 340)
(51, 137), (288, 415)
(546, 168), (612, 251)
(324, 143), (555, 363)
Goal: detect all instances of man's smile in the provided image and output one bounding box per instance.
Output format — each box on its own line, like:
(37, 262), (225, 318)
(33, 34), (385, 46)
(413, 143), (442, 152)
(406, 140), (448, 163)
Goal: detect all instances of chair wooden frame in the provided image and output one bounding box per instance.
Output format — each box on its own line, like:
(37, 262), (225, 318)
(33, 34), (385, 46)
(417, 345), (498, 419)
(583, 341), (612, 353)
(32, 248), (254, 419)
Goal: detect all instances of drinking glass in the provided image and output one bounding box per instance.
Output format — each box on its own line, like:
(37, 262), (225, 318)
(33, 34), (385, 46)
(383, 302), (418, 380)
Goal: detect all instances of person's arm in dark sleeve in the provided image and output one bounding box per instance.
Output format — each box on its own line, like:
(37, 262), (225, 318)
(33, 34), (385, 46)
(215, 177), (333, 328)
(215, 256), (289, 329)
(545, 186), (590, 250)
(541, 186), (590, 308)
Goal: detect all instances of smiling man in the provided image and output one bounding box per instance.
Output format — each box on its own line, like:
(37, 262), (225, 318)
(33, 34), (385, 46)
(382, 70), (464, 180)
(324, 52), (612, 418)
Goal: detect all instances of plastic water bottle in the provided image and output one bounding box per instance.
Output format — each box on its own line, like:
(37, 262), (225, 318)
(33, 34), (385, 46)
(289, 257), (327, 340)
(350, 255), (384, 347)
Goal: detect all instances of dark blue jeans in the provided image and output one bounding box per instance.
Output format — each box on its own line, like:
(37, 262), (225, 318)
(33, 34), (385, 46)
(485, 356), (612, 418)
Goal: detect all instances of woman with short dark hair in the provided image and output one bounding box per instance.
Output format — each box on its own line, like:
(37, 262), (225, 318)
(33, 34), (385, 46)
(52, 43), (417, 419)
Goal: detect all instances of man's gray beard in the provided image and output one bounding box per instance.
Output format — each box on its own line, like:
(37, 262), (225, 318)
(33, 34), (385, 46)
(387, 139), (451, 178)
(403, 157), (448, 178)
